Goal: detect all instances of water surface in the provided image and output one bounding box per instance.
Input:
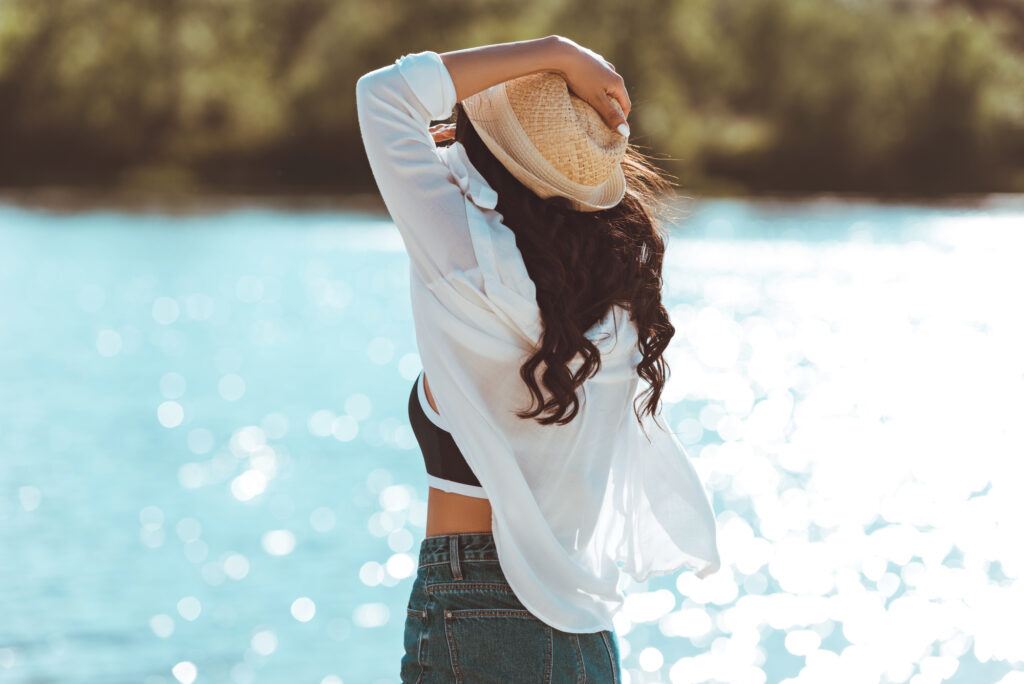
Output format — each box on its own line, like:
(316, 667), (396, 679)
(2, 197), (1022, 684)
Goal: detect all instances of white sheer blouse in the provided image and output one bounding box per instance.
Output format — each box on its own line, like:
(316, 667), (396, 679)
(355, 49), (721, 634)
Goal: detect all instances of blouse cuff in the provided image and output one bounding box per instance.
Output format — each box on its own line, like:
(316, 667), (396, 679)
(395, 50), (458, 122)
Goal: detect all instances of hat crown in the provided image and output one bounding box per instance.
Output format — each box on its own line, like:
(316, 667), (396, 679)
(460, 70), (628, 211)
(503, 72), (627, 188)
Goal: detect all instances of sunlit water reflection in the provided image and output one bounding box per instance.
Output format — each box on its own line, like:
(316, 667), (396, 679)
(1, 198), (1022, 684)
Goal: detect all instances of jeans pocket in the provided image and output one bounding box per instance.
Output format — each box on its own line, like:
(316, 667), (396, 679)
(400, 606), (429, 684)
(443, 607), (553, 684)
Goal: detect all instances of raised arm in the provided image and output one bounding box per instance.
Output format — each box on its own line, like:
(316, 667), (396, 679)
(440, 35), (631, 135)
(354, 37), (630, 286)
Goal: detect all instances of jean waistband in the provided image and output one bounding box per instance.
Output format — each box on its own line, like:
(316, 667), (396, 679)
(419, 532), (499, 568)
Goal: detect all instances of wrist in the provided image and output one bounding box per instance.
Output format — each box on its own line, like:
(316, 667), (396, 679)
(541, 35), (578, 78)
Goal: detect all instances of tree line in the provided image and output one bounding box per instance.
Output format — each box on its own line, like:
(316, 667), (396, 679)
(1, 0), (1023, 197)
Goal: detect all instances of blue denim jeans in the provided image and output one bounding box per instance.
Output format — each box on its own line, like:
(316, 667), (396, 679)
(401, 532), (622, 683)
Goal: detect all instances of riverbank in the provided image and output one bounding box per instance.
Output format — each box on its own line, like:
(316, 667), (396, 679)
(3, 186), (1023, 216)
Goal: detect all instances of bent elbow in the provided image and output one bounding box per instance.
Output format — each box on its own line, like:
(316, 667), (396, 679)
(355, 70), (389, 135)
(355, 71), (377, 109)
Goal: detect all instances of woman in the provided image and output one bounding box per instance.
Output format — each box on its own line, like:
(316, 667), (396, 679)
(356, 35), (721, 683)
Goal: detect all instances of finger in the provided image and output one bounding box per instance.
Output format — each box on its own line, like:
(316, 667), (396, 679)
(609, 80), (631, 118)
(598, 89), (630, 133)
(595, 93), (628, 134)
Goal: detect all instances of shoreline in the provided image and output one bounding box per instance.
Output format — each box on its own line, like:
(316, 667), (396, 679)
(2, 186), (1023, 215)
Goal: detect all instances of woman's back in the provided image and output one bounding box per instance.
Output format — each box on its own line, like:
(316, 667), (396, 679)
(356, 42), (719, 635)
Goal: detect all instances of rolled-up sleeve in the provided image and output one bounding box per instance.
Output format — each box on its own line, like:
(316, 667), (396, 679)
(355, 50), (478, 285)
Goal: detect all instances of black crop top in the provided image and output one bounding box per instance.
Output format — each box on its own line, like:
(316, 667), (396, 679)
(407, 371), (486, 498)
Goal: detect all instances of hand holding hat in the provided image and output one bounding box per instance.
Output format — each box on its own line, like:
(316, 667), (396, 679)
(460, 36), (633, 211)
(550, 37), (632, 138)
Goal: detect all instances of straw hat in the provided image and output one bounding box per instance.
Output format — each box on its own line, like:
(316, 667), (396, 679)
(460, 70), (628, 212)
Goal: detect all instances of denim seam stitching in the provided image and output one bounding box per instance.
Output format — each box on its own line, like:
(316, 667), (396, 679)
(404, 607), (428, 683)
(445, 608), (536, 618)
(415, 628), (424, 684)
(600, 631), (618, 684)
(425, 582), (516, 594)
(417, 559), (500, 569)
(574, 633), (586, 684)
(545, 626), (553, 684)
(443, 610), (462, 683)
(419, 598), (436, 682)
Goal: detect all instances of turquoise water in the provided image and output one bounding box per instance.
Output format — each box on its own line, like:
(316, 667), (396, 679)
(2, 198), (1022, 684)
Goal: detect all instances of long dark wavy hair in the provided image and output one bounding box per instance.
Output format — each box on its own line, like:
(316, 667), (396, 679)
(451, 101), (679, 428)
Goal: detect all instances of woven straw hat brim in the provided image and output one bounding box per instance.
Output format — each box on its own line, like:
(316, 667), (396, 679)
(462, 79), (626, 212)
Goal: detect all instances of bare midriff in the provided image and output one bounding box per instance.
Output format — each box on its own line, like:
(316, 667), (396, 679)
(422, 373), (493, 537)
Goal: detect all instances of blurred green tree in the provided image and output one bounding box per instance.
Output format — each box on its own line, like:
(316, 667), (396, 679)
(1, 0), (1022, 196)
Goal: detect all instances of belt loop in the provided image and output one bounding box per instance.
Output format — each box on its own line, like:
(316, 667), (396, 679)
(449, 534), (463, 581)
